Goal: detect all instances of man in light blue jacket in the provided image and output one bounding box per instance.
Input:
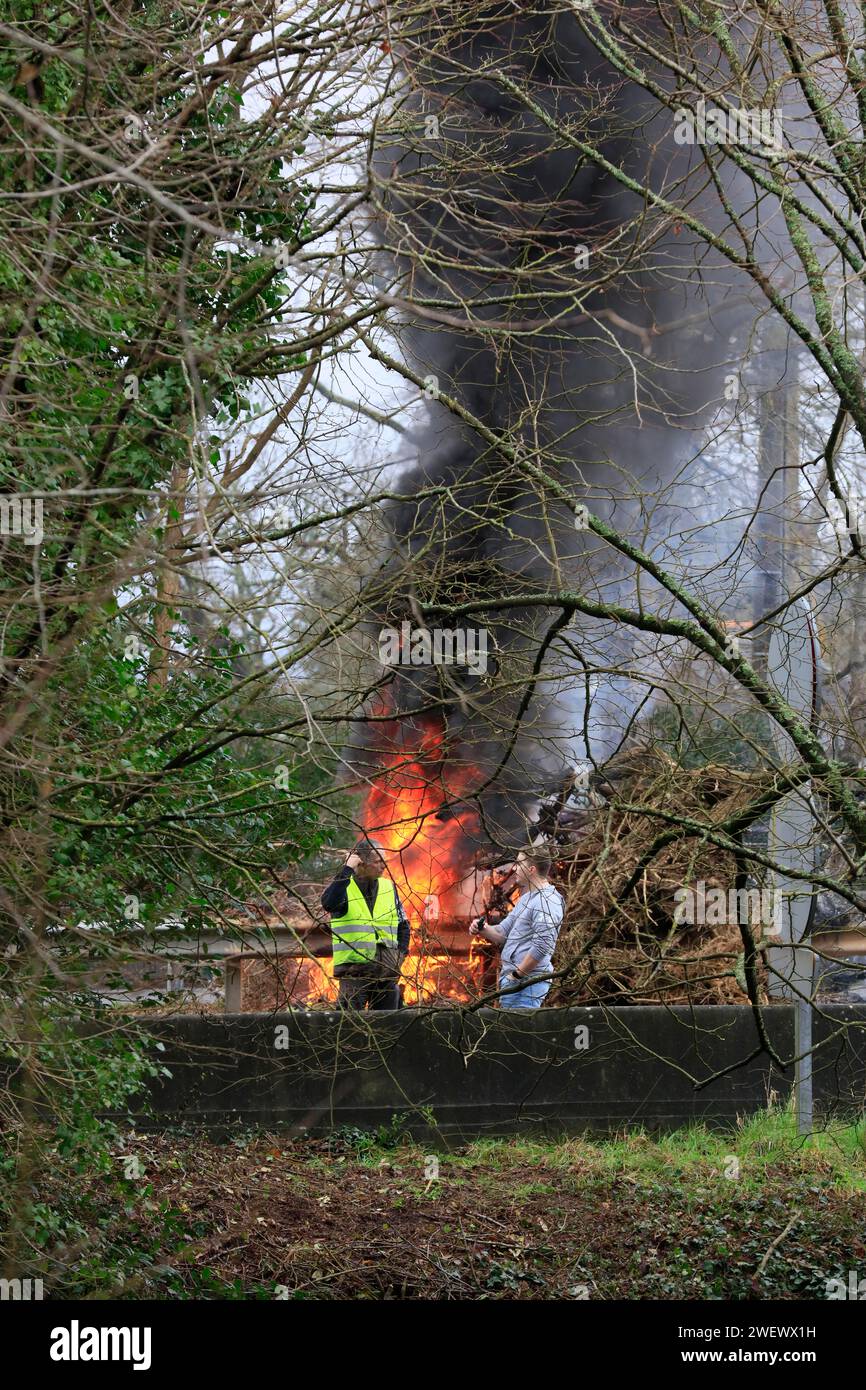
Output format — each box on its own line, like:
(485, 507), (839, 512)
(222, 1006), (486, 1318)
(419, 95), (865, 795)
(470, 846), (563, 1008)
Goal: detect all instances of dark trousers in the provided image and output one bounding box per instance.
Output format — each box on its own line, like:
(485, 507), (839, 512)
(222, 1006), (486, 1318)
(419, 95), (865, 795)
(338, 972), (401, 1010)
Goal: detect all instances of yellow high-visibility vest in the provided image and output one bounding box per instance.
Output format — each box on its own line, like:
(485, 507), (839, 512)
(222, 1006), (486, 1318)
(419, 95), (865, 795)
(329, 875), (399, 967)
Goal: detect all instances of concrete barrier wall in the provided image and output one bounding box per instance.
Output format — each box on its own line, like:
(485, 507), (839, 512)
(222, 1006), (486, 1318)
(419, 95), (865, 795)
(129, 1005), (866, 1141)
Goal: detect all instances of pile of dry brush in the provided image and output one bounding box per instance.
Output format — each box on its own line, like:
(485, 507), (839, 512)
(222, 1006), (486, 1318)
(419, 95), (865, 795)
(548, 749), (779, 1007)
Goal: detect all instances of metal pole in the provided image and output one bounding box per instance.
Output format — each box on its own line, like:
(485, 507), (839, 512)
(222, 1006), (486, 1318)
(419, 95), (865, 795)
(794, 947), (815, 1136)
(756, 320), (817, 1136)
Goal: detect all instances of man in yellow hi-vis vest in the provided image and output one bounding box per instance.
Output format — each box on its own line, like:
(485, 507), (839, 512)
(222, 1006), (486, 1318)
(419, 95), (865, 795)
(321, 839), (410, 1009)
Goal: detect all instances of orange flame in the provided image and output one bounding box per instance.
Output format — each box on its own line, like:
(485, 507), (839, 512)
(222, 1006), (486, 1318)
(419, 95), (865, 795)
(279, 705), (513, 1008)
(284, 955), (338, 1005)
(358, 706), (494, 1003)
(361, 711), (481, 928)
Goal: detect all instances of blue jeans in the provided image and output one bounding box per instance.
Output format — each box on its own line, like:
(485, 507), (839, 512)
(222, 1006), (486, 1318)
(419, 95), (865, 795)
(498, 971), (550, 1010)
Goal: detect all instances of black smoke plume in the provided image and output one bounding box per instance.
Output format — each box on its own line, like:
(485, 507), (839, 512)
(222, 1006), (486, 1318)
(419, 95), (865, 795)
(356, 1), (754, 855)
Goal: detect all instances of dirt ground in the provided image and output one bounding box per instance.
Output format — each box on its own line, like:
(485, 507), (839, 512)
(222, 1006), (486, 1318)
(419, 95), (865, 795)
(47, 1127), (866, 1300)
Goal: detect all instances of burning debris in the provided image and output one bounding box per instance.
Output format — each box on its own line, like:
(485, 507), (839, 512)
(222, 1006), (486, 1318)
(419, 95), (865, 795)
(321, 6), (759, 1014)
(356, 702), (506, 1003)
(352, 736), (765, 1007)
(230, 745), (778, 1012)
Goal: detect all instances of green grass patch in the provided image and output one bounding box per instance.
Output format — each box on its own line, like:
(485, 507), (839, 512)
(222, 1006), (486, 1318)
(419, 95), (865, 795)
(431, 1103), (866, 1193)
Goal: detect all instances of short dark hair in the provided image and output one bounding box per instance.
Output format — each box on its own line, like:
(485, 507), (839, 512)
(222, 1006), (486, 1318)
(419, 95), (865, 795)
(518, 845), (552, 877)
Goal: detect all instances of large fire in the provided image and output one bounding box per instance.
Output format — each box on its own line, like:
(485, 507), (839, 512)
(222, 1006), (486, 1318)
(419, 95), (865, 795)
(363, 715), (478, 922)
(278, 948), (490, 1009)
(236, 708), (518, 1010)
(360, 708), (499, 1004)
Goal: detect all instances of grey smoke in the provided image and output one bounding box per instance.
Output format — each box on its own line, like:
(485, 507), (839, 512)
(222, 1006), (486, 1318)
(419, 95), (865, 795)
(358, 2), (778, 851)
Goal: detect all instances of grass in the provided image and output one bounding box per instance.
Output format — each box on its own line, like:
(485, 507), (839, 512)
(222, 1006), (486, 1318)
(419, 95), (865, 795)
(446, 1105), (866, 1194)
(20, 1103), (866, 1300)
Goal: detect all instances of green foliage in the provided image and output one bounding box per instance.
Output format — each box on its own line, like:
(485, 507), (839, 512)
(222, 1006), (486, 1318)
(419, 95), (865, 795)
(37, 619), (326, 932)
(0, 1010), (167, 1286)
(0, 0), (310, 605)
(0, 0), (331, 1286)
(326, 1107), (438, 1156)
